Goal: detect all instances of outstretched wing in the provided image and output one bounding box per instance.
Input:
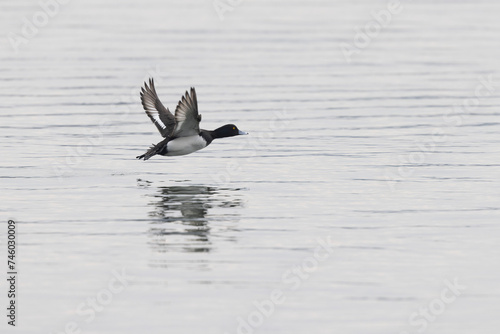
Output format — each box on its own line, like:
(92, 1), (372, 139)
(172, 87), (201, 137)
(140, 78), (176, 138)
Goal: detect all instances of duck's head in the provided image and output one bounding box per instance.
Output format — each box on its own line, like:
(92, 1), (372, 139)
(213, 124), (248, 139)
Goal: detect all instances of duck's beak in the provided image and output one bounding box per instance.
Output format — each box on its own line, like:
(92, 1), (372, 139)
(238, 130), (249, 135)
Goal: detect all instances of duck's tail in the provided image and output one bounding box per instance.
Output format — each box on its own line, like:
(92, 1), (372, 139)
(136, 143), (161, 161)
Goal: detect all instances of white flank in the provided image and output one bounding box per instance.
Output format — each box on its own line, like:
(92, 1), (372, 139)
(166, 135), (207, 156)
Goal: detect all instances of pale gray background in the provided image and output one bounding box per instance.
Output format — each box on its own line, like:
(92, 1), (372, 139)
(1, 0), (499, 333)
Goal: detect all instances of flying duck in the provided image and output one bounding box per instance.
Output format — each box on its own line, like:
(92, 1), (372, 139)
(136, 79), (248, 160)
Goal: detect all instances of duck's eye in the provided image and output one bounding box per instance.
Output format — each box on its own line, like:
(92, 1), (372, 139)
(233, 127), (235, 130)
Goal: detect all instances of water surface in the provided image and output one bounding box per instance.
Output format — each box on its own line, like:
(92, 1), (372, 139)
(1, 1), (500, 333)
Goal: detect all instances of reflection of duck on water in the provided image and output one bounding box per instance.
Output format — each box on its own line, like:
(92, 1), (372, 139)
(143, 183), (243, 255)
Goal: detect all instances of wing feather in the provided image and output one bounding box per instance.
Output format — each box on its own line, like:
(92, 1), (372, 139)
(172, 87), (201, 137)
(140, 78), (176, 138)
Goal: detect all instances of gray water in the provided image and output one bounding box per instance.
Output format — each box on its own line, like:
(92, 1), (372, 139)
(1, 0), (500, 333)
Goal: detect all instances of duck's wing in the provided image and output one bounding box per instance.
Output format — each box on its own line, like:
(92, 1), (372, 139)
(172, 87), (201, 137)
(140, 78), (176, 138)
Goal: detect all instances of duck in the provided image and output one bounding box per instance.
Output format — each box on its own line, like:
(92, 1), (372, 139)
(136, 79), (248, 160)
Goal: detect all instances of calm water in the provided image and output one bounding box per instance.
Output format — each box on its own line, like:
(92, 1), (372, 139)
(1, 0), (500, 333)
